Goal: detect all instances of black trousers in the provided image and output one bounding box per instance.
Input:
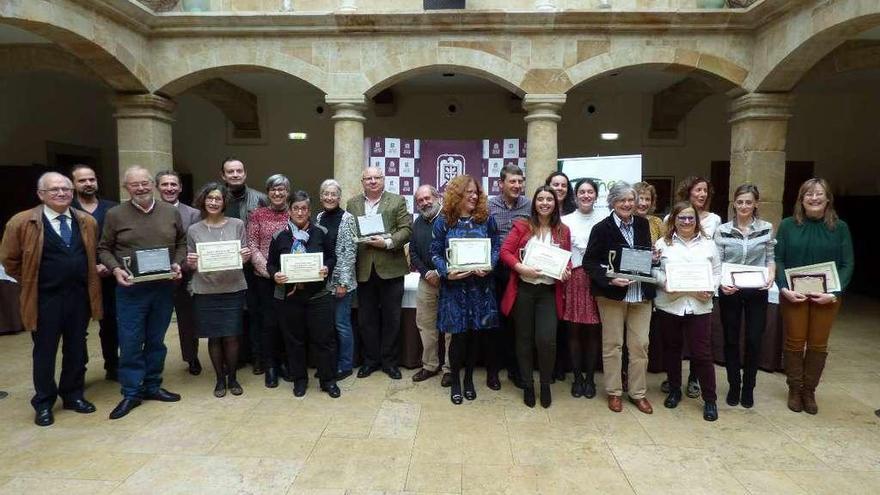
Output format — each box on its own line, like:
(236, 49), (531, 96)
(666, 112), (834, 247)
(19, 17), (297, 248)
(32, 286), (90, 411)
(256, 276), (284, 368)
(719, 289), (768, 389)
(173, 279), (199, 363)
(278, 291), (336, 384)
(357, 270), (404, 368)
(97, 276), (118, 371)
(513, 281), (557, 386)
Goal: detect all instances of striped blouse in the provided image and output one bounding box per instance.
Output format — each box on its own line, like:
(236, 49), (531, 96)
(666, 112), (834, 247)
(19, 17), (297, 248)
(713, 218), (776, 267)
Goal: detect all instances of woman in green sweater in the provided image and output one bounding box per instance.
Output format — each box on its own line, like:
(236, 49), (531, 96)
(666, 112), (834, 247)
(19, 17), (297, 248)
(776, 178), (854, 415)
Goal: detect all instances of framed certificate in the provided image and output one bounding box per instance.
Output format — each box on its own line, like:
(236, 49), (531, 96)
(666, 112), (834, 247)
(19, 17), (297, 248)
(522, 241), (571, 281)
(722, 263), (768, 288)
(280, 252), (324, 283)
(446, 238), (492, 272)
(356, 214), (388, 242)
(196, 240), (242, 273)
(123, 247), (174, 283)
(790, 274), (827, 294)
(664, 261), (714, 292)
(784, 262), (839, 293)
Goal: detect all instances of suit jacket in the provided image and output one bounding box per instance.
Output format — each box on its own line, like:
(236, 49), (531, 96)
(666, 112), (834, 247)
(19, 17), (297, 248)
(345, 191), (412, 282)
(0, 206), (103, 331)
(176, 202), (202, 231)
(583, 213), (656, 301)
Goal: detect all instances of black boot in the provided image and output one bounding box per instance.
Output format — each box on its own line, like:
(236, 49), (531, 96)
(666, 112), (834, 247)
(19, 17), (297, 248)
(540, 383), (552, 408)
(523, 383), (536, 408)
(726, 383), (741, 407)
(570, 372), (584, 398)
(264, 367), (279, 388)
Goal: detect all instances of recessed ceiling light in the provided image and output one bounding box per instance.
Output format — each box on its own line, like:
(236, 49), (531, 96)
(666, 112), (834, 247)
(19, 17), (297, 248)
(288, 132), (308, 140)
(600, 132), (619, 141)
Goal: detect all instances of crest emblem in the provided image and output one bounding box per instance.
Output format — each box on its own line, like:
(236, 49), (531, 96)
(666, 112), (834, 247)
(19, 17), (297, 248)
(437, 154), (465, 190)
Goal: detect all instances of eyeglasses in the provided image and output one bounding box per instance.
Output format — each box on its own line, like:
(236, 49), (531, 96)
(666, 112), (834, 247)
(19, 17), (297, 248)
(362, 176), (384, 182)
(205, 197), (224, 204)
(676, 215), (696, 223)
(126, 181), (151, 188)
(291, 206), (309, 213)
(40, 187), (73, 196)
(268, 187), (289, 194)
(320, 191), (340, 198)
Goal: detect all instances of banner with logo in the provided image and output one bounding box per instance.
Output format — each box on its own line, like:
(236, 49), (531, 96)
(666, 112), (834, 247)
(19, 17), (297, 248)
(365, 137), (527, 213)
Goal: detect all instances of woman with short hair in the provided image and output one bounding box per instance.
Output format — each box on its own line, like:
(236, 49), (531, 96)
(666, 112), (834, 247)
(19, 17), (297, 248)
(715, 184), (776, 408)
(776, 178), (853, 415)
(633, 181), (665, 243)
(185, 182), (252, 397)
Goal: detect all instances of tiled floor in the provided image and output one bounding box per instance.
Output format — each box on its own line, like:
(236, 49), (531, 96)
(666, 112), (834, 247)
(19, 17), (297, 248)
(1, 295), (879, 494)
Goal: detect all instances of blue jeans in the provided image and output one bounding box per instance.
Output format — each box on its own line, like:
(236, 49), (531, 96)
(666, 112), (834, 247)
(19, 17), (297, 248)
(334, 289), (355, 373)
(116, 282), (175, 399)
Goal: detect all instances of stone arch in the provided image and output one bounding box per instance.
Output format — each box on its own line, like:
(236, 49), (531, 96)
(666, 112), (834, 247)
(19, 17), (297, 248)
(0, 1), (149, 92)
(566, 47), (748, 91)
(363, 45), (528, 97)
(751, 0), (880, 92)
(155, 64), (326, 98)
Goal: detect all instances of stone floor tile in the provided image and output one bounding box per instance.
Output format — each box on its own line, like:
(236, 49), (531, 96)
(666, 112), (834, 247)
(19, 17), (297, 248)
(405, 462), (462, 494)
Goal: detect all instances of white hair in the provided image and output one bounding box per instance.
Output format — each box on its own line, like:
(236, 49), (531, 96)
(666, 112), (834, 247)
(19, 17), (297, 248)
(37, 172), (72, 191)
(320, 179), (342, 196)
(122, 165), (152, 184)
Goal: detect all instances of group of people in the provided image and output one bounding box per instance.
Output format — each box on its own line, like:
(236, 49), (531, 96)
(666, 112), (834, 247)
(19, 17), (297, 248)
(0, 157), (853, 426)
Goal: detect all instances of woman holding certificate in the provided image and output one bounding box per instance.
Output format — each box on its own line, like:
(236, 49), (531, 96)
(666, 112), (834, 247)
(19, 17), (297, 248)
(500, 186), (571, 408)
(776, 178), (853, 415)
(430, 175), (500, 405)
(714, 184), (776, 409)
(185, 182), (252, 398)
(247, 174), (292, 387)
(267, 191), (340, 399)
(561, 178), (602, 399)
(654, 201), (722, 421)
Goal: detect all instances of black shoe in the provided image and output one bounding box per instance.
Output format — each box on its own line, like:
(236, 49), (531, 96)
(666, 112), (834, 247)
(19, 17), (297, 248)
(571, 374), (584, 398)
(686, 378), (701, 399)
(279, 363), (294, 382)
(523, 386), (536, 408)
(265, 367), (279, 388)
(486, 371), (501, 391)
(214, 378), (227, 398)
(554, 370), (566, 382)
(105, 369), (118, 382)
(703, 401), (719, 421)
(726, 384), (741, 407)
(35, 408), (54, 426)
(441, 373), (453, 388)
(187, 358), (202, 376)
(357, 365), (379, 378)
(583, 381), (597, 399)
(62, 399), (96, 414)
(660, 380), (670, 393)
(293, 379), (308, 397)
(450, 380), (463, 405)
(228, 377), (243, 396)
(321, 382), (341, 398)
(740, 387), (754, 408)
(143, 388), (181, 402)
(463, 378), (476, 401)
(109, 398), (141, 420)
(252, 359), (264, 375)
(336, 369), (353, 381)
(664, 389), (682, 409)
(383, 366), (402, 380)
(540, 383), (552, 408)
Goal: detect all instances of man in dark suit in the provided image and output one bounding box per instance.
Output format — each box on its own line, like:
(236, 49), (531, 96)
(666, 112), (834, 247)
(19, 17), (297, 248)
(156, 170), (203, 376)
(1, 172), (103, 426)
(71, 164), (119, 381)
(345, 166), (412, 379)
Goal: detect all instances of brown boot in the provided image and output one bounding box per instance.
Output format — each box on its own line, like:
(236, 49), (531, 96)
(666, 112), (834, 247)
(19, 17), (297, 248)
(802, 350), (828, 415)
(784, 350), (805, 413)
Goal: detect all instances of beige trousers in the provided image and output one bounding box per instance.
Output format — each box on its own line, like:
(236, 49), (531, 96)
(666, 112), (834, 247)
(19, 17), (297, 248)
(415, 278), (451, 373)
(596, 297), (652, 399)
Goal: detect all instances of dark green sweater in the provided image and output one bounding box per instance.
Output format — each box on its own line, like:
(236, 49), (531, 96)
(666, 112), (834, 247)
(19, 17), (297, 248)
(774, 216), (854, 295)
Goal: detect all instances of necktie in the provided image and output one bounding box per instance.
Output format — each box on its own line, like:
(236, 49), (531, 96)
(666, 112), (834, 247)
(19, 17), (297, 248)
(59, 214), (72, 246)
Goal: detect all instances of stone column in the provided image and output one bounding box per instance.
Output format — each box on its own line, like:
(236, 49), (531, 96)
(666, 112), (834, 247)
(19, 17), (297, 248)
(327, 96), (367, 205)
(114, 94), (175, 199)
(728, 93), (793, 227)
(523, 94), (566, 196)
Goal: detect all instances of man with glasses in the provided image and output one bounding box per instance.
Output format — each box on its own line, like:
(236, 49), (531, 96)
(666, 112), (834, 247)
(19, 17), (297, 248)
(71, 164), (120, 381)
(346, 166), (412, 379)
(97, 166), (187, 420)
(1, 172), (103, 426)
(220, 157), (268, 372)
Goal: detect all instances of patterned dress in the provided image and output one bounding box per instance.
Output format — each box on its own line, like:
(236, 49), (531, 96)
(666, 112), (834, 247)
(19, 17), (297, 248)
(430, 215), (500, 334)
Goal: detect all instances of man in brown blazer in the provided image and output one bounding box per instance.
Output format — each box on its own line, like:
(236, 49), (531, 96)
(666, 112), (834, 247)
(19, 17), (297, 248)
(1, 172), (102, 426)
(346, 166), (412, 379)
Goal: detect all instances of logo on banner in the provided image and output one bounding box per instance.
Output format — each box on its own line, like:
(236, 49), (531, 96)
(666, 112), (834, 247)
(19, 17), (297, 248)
(437, 154), (465, 189)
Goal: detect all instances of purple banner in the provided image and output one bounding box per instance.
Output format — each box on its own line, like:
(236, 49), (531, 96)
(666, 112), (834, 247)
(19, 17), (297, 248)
(418, 140), (484, 193)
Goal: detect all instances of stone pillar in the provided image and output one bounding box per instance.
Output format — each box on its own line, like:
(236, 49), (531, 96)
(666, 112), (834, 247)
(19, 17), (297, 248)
(728, 93), (793, 227)
(114, 94), (175, 200)
(327, 95), (367, 205)
(338, 0), (357, 12)
(523, 94), (566, 197)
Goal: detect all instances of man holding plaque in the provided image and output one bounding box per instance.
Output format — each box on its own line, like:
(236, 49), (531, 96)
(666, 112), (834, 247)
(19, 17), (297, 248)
(98, 166), (187, 420)
(156, 170), (203, 376)
(1, 172), (103, 426)
(346, 166), (412, 380)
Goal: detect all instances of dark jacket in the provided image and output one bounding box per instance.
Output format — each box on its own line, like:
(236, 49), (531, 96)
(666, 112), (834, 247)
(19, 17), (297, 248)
(583, 213), (656, 301)
(267, 222), (336, 298)
(410, 212), (439, 278)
